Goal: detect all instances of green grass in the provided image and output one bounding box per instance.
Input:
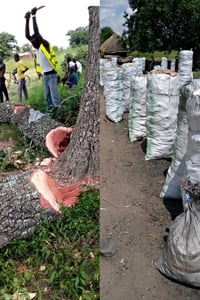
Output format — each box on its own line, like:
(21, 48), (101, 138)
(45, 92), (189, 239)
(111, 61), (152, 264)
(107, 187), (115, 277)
(0, 124), (23, 141)
(5, 49), (84, 125)
(193, 70), (200, 78)
(130, 50), (179, 60)
(0, 124), (49, 172)
(0, 189), (99, 300)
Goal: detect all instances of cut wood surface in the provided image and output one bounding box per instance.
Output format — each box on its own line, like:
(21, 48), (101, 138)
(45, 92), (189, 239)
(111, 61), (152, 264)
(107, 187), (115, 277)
(0, 167), (81, 249)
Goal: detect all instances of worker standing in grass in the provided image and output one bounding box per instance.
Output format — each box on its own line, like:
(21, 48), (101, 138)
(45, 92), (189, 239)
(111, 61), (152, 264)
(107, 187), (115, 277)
(14, 53), (29, 103)
(0, 57), (9, 102)
(24, 7), (61, 115)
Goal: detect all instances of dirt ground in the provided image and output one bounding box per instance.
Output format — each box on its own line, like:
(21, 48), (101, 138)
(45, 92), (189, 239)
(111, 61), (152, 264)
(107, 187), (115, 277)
(100, 90), (200, 300)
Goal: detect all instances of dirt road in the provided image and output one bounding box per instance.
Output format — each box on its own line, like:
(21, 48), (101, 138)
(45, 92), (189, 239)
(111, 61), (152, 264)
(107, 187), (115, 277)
(100, 90), (200, 300)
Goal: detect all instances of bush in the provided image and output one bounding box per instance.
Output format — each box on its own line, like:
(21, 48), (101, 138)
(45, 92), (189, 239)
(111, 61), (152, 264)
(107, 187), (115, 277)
(60, 45), (88, 72)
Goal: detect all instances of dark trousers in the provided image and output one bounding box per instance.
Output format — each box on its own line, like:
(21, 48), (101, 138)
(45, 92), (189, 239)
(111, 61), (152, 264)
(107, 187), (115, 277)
(0, 77), (9, 102)
(18, 78), (28, 102)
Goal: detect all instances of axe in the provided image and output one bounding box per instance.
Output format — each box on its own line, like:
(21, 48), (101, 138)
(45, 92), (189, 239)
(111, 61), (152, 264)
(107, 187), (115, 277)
(36, 5), (45, 11)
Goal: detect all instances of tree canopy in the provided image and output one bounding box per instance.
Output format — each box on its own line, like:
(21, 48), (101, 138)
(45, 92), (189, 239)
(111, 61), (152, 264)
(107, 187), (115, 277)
(100, 26), (114, 45)
(0, 32), (18, 59)
(123, 0), (200, 67)
(66, 26), (89, 47)
(20, 43), (32, 53)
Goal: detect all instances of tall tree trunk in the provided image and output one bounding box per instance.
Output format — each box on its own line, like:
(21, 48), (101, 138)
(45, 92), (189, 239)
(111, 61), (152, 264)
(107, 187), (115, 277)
(53, 6), (100, 181)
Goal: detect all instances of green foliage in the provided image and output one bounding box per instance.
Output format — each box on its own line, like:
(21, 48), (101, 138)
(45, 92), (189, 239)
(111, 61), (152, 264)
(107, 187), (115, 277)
(0, 124), (49, 172)
(57, 70), (85, 125)
(0, 32), (18, 59)
(67, 26), (89, 47)
(5, 48), (84, 125)
(100, 26), (114, 45)
(75, 46), (89, 68)
(130, 50), (178, 60)
(60, 45), (88, 72)
(26, 78), (47, 113)
(193, 70), (200, 78)
(124, 0), (200, 67)
(0, 149), (16, 172)
(0, 189), (100, 300)
(59, 87), (82, 126)
(19, 43), (32, 53)
(0, 124), (23, 141)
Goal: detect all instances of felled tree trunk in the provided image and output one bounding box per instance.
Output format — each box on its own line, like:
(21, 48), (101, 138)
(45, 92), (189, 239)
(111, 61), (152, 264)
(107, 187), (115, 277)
(0, 170), (51, 248)
(0, 104), (61, 148)
(0, 168), (80, 248)
(0, 6), (99, 249)
(53, 6), (100, 181)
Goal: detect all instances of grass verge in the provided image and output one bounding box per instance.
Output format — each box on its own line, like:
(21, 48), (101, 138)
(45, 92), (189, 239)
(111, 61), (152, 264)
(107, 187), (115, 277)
(0, 188), (99, 300)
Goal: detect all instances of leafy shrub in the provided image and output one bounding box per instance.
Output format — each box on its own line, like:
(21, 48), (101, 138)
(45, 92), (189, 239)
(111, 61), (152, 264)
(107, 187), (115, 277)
(60, 45), (88, 72)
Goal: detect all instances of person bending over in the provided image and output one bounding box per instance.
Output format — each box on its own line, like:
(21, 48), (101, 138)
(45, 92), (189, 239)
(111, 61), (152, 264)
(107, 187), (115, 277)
(67, 66), (78, 89)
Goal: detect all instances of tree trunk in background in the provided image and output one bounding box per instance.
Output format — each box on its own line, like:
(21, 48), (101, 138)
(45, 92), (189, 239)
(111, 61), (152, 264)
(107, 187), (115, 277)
(53, 6), (100, 181)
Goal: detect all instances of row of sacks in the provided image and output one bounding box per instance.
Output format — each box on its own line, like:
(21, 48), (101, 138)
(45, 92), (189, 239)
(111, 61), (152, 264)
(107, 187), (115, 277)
(101, 59), (146, 113)
(129, 71), (181, 161)
(155, 79), (200, 288)
(102, 50), (193, 113)
(103, 50), (194, 162)
(103, 69), (181, 161)
(102, 50), (200, 287)
(102, 63), (145, 123)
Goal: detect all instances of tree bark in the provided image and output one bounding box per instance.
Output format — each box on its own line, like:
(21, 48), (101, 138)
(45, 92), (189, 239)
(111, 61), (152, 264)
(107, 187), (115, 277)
(53, 6), (100, 181)
(0, 170), (54, 248)
(0, 104), (61, 148)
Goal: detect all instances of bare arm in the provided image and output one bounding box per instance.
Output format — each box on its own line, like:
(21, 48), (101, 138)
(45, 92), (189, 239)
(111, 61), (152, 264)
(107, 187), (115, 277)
(0, 63), (6, 76)
(25, 12), (31, 41)
(31, 7), (43, 41)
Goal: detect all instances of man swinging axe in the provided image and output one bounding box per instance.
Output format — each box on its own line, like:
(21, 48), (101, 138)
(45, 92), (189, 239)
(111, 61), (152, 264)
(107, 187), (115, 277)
(24, 6), (61, 116)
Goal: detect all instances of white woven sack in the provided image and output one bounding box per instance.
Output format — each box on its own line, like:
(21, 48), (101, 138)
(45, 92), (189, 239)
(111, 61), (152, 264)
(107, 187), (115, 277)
(160, 79), (200, 199)
(160, 96), (188, 199)
(129, 75), (147, 142)
(99, 58), (105, 87)
(122, 63), (137, 112)
(178, 50), (193, 89)
(161, 57), (168, 70)
(145, 73), (180, 160)
(103, 67), (123, 123)
(184, 86), (200, 183)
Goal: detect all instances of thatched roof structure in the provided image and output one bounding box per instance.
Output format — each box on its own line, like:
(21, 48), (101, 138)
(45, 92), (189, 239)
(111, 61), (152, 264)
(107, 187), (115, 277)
(100, 33), (128, 56)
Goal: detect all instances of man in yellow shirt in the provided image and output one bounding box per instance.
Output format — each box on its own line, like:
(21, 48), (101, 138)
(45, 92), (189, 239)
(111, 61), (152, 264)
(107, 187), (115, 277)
(14, 53), (29, 103)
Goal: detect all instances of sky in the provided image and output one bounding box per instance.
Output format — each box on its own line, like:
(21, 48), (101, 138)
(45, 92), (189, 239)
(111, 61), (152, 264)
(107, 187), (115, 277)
(1, 0), (99, 49)
(100, 0), (133, 36)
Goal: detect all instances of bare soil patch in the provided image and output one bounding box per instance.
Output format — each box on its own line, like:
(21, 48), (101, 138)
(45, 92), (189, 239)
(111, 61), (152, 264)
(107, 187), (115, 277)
(100, 90), (200, 299)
